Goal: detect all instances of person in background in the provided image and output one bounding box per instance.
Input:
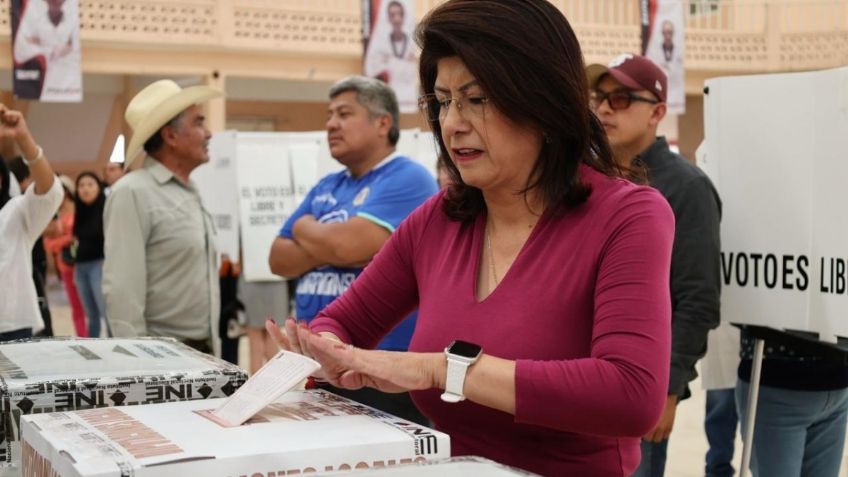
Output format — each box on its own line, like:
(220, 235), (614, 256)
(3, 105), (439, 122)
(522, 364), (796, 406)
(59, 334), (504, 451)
(43, 174), (87, 337)
(218, 256), (242, 365)
(267, 1), (675, 475)
(103, 161), (125, 194)
(268, 75), (438, 424)
(7, 155), (53, 336)
(240, 275), (288, 374)
(73, 171), (111, 338)
(0, 104), (63, 340)
(103, 79), (222, 353)
(587, 53), (722, 477)
(736, 328), (848, 477)
(701, 323), (740, 477)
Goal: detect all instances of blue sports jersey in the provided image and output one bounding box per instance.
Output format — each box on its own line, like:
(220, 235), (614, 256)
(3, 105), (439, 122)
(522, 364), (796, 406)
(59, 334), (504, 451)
(279, 154), (438, 350)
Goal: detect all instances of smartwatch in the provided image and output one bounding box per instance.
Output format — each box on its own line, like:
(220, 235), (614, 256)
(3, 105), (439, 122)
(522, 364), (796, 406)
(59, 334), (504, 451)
(440, 340), (483, 403)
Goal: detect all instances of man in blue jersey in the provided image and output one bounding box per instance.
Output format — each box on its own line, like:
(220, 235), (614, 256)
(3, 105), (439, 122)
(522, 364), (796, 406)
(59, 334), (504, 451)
(269, 75), (438, 424)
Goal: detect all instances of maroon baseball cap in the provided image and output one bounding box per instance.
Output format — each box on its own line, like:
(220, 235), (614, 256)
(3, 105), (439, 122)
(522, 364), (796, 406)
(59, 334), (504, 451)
(586, 53), (667, 103)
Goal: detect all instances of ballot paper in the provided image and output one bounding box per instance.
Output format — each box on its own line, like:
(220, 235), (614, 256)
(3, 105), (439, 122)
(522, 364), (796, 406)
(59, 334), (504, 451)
(207, 350), (320, 426)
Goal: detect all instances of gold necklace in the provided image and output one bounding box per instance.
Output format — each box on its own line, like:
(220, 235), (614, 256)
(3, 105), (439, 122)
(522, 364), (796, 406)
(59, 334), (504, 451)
(486, 226), (499, 287)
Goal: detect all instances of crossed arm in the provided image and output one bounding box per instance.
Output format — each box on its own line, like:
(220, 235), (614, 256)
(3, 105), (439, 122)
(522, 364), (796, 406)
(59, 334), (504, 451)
(268, 215), (391, 278)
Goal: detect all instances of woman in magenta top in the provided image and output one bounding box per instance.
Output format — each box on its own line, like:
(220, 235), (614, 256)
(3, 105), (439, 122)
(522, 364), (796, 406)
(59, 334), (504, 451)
(270, 1), (675, 475)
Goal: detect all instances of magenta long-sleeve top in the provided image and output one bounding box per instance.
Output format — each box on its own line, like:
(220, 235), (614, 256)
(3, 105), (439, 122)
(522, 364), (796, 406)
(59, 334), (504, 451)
(311, 165), (675, 476)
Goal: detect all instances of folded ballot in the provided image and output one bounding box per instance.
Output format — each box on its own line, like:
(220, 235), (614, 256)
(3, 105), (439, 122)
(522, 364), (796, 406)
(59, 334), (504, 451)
(207, 350), (320, 427)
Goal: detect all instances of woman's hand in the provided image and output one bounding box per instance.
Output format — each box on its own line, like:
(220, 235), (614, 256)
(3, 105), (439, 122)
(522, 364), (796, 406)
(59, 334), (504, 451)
(265, 319), (445, 394)
(304, 330), (444, 394)
(264, 317), (345, 382)
(0, 104), (31, 141)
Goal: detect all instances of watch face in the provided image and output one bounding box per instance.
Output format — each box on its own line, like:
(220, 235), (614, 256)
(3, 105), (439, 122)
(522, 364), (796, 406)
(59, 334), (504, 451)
(448, 340), (482, 359)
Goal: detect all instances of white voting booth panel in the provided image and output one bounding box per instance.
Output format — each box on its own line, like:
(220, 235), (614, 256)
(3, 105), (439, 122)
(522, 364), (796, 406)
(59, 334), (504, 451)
(705, 66), (848, 341)
(236, 132), (317, 282)
(193, 129), (439, 283)
(191, 132), (240, 261)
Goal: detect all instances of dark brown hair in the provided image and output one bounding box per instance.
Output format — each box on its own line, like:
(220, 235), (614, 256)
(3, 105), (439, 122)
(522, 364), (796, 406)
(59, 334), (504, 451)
(416, 0), (618, 222)
(73, 171), (106, 239)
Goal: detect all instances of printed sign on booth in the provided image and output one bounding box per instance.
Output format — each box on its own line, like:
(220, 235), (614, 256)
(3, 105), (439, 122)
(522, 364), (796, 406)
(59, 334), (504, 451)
(705, 67), (848, 341)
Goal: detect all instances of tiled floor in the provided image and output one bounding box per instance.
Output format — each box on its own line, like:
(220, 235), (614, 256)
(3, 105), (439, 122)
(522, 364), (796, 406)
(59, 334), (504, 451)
(43, 276), (847, 476)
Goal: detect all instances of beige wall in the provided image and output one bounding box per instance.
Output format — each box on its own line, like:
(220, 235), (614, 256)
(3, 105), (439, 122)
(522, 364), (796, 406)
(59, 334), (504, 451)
(2, 0), (844, 181)
(678, 94), (706, 164)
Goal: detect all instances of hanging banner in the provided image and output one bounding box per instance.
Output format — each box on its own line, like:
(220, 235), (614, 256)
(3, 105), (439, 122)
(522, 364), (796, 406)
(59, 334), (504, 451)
(363, 0), (418, 113)
(10, 0), (83, 102)
(640, 0), (685, 114)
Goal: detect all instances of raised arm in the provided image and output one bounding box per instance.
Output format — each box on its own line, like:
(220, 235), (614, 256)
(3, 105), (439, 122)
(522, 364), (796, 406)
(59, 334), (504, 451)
(0, 106), (54, 195)
(0, 104), (62, 239)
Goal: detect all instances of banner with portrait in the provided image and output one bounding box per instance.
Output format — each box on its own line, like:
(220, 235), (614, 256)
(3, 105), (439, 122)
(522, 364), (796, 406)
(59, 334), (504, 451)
(10, 0), (83, 102)
(640, 0), (685, 114)
(705, 67), (848, 340)
(363, 0), (418, 113)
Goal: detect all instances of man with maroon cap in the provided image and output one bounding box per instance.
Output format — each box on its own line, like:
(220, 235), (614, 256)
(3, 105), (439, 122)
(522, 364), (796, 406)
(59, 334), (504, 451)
(588, 53), (722, 477)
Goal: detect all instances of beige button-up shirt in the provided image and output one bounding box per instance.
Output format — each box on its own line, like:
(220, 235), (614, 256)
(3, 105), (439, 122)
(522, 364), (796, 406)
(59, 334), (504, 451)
(103, 158), (219, 351)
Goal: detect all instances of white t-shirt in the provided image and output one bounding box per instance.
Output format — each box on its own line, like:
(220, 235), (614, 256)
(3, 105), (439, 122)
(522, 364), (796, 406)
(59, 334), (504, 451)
(0, 177), (63, 334)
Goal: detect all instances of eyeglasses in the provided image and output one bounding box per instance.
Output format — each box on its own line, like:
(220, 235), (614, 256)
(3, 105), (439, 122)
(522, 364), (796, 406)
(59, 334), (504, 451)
(590, 90), (660, 111)
(418, 93), (490, 123)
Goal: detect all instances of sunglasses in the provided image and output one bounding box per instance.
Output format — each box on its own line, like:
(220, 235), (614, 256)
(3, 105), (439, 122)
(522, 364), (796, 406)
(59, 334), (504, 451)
(590, 90), (660, 111)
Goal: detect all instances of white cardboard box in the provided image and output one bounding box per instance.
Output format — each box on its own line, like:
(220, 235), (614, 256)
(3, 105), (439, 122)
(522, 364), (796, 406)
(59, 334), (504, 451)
(320, 456), (539, 476)
(20, 390), (450, 477)
(0, 338), (247, 475)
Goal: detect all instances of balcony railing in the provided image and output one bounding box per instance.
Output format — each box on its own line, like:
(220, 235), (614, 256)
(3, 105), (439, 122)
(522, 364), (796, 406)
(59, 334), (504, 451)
(0, 0), (845, 72)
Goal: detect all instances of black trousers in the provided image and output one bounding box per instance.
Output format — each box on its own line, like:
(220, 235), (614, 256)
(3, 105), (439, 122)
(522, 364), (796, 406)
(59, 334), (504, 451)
(32, 269), (53, 337)
(0, 328), (33, 342)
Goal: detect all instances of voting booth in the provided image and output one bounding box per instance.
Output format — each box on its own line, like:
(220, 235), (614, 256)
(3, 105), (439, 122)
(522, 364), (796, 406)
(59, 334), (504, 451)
(705, 66), (848, 341)
(704, 66), (848, 476)
(192, 129), (439, 282)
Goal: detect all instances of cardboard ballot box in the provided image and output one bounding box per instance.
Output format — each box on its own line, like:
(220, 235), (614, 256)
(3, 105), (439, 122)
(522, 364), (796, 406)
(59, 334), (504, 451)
(0, 338), (247, 476)
(20, 390), (450, 477)
(321, 456), (539, 476)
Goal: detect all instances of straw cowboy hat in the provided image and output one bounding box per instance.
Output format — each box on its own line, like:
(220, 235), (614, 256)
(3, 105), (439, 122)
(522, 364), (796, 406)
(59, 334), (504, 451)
(123, 79), (222, 169)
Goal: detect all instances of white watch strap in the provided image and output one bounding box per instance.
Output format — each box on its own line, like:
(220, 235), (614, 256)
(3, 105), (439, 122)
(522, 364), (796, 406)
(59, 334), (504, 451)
(441, 357), (470, 403)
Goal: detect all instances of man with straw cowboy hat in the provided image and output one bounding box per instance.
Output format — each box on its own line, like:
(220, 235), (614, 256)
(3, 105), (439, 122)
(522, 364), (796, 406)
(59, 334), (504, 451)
(103, 79), (222, 355)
